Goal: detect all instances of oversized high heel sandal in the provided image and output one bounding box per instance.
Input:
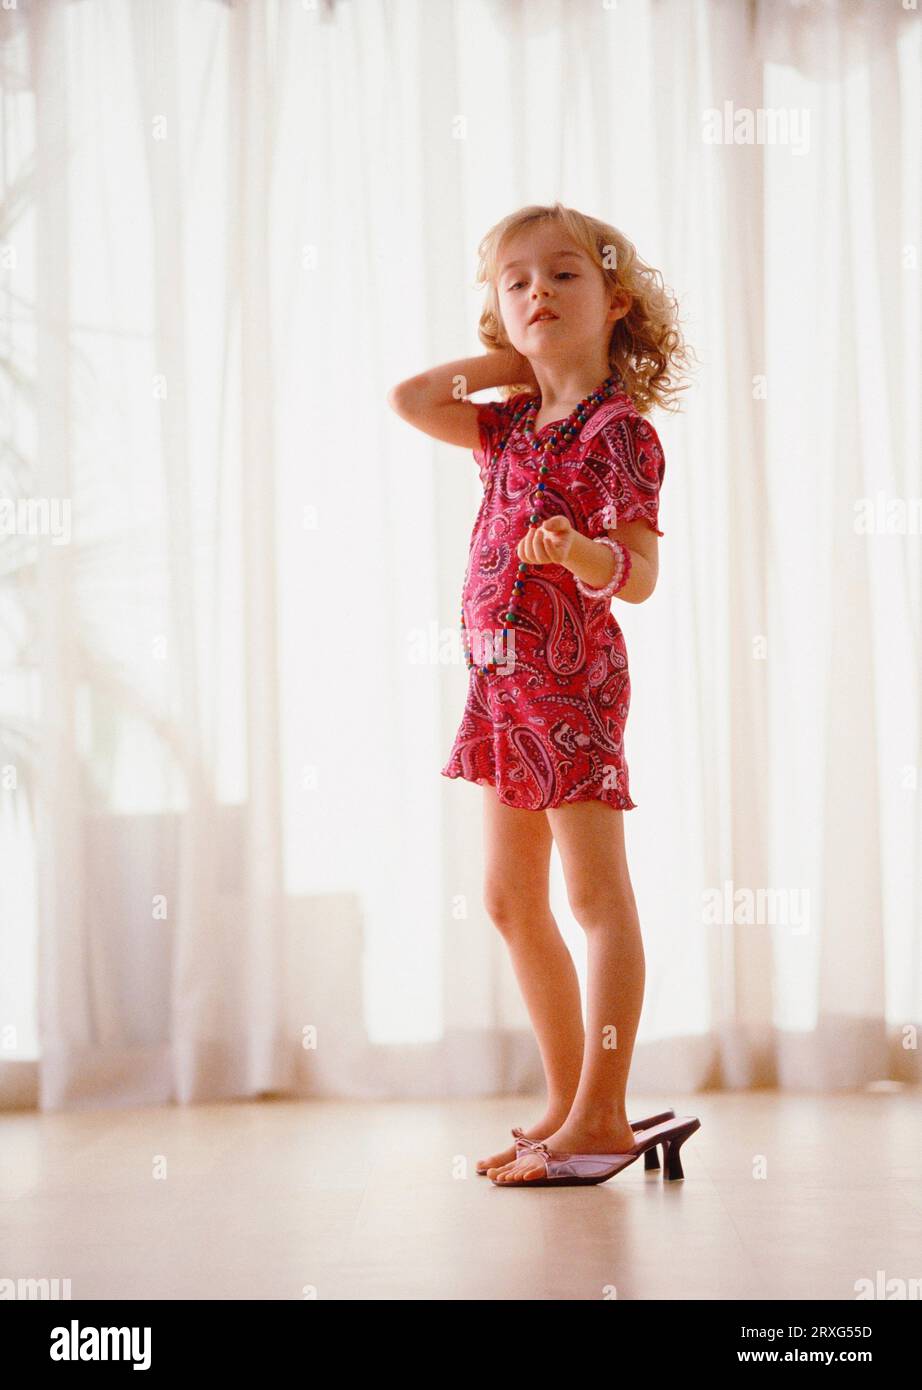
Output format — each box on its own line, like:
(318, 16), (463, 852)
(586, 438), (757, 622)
(475, 1108), (675, 1177)
(490, 1115), (701, 1188)
(517, 1107), (675, 1172)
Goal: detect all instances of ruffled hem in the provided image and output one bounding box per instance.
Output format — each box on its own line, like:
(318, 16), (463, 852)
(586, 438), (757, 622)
(591, 504), (664, 540)
(623, 507), (664, 539)
(440, 763), (637, 813)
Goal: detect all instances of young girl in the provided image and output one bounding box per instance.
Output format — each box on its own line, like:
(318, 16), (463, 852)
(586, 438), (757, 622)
(387, 202), (699, 1188)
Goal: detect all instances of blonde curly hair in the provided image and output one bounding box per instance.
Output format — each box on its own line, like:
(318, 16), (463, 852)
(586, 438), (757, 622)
(475, 201), (697, 416)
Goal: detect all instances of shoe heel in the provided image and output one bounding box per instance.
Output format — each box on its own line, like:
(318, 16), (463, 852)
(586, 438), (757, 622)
(662, 1119), (700, 1182)
(644, 1145), (660, 1171)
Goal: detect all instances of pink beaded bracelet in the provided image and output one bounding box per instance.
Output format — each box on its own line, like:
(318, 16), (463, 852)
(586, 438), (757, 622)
(573, 534), (632, 601)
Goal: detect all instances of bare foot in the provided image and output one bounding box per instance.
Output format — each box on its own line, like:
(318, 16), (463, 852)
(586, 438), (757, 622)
(491, 1118), (639, 1184)
(477, 1110), (570, 1177)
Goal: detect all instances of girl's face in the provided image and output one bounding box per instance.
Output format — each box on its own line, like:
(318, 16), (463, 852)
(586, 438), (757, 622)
(495, 221), (627, 362)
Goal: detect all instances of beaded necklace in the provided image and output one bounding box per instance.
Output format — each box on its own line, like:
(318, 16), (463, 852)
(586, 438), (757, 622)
(461, 369), (625, 679)
(512, 368), (624, 460)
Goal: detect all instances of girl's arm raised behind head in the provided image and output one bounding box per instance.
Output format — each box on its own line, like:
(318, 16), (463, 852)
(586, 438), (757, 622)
(386, 348), (532, 448)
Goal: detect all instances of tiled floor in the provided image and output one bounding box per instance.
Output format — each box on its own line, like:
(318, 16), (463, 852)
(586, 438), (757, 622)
(1, 1090), (919, 1300)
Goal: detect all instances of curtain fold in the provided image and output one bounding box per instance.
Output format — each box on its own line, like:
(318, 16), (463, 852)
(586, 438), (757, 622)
(0, 0), (918, 1113)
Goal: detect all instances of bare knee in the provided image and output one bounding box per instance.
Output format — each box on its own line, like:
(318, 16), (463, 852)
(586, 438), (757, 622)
(566, 879), (639, 931)
(483, 880), (550, 936)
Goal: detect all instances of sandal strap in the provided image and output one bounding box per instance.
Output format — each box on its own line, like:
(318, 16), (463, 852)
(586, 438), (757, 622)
(511, 1126), (550, 1155)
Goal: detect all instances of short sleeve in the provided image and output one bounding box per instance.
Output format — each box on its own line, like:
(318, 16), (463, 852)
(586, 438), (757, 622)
(472, 394), (526, 489)
(578, 411), (666, 538)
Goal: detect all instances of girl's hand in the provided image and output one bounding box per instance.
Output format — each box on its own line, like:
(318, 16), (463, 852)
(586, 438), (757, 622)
(510, 348), (539, 390)
(497, 344), (539, 390)
(517, 514), (575, 567)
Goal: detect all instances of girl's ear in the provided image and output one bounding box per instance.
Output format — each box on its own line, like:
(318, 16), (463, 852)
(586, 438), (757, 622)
(609, 288), (632, 322)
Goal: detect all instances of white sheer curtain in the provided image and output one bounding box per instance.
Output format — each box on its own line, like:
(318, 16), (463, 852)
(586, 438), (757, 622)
(0, 0), (918, 1112)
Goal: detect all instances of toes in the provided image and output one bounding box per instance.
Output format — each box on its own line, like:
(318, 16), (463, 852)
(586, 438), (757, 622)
(494, 1157), (538, 1183)
(479, 1151), (515, 1176)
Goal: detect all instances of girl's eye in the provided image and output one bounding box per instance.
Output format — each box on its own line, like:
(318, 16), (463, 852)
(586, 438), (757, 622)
(507, 272), (576, 291)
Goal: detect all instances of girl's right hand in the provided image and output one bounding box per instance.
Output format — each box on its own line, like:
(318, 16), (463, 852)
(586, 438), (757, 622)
(501, 345), (539, 390)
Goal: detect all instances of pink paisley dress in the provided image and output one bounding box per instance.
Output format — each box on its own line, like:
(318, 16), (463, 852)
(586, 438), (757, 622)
(440, 383), (666, 812)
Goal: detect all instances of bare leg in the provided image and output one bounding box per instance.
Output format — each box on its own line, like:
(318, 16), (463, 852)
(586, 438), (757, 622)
(477, 785), (585, 1175)
(491, 801), (646, 1183)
